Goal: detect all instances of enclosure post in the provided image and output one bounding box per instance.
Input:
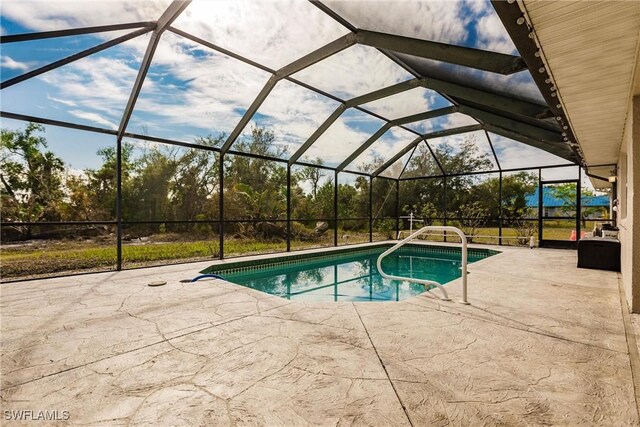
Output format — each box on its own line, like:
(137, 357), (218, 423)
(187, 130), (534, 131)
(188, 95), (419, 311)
(443, 176), (448, 242)
(577, 167), (582, 241)
(537, 168), (543, 246)
(498, 171), (503, 245)
(116, 137), (122, 270)
(334, 170), (338, 247)
(369, 176), (373, 242)
(286, 165), (291, 252)
(395, 179), (400, 239)
(219, 153), (225, 259)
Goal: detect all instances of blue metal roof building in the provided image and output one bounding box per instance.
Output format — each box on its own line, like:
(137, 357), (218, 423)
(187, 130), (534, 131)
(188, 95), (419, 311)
(526, 188), (610, 208)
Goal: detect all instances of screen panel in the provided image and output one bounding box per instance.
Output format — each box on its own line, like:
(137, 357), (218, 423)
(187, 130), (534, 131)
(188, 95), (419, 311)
(172, 0), (349, 70)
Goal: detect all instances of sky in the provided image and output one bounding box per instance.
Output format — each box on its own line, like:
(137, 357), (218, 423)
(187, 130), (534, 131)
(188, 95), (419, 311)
(0, 0), (587, 185)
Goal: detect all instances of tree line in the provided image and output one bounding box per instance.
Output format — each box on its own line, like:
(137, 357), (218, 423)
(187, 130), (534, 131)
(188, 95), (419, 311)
(2, 122), (545, 241)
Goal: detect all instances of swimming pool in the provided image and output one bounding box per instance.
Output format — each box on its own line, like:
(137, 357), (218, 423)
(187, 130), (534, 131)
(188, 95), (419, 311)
(203, 244), (498, 302)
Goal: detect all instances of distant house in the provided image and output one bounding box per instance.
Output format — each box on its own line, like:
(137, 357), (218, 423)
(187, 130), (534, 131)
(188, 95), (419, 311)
(525, 188), (610, 218)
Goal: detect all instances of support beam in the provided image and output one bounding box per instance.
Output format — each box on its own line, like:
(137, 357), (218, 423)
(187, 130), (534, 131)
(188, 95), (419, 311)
(424, 139), (446, 176)
(356, 30), (526, 75)
(289, 104), (346, 165)
(372, 136), (423, 177)
(458, 104), (561, 143)
(419, 76), (550, 119)
(219, 76), (278, 154)
(0, 111), (117, 136)
(221, 32), (357, 154)
(390, 106), (458, 126)
(485, 130), (502, 171)
(338, 107), (458, 173)
(425, 124), (484, 139)
(276, 33), (356, 77)
(345, 79), (421, 107)
(337, 124), (391, 172)
(116, 0), (191, 140)
(0, 21), (155, 43)
(169, 27), (274, 74)
(372, 124), (482, 177)
(116, 0), (191, 270)
(290, 79), (427, 165)
(491, 0), (582, 164)
(1, 27), (152, 90)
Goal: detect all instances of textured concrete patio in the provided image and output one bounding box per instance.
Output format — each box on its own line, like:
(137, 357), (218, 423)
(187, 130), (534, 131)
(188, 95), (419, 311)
(1, 242), (639, 425)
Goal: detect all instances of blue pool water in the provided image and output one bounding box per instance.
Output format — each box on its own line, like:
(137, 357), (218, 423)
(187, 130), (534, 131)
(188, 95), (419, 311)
(205, 245), (497, 302)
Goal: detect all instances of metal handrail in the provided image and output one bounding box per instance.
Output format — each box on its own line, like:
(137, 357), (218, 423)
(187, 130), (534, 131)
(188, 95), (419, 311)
(376, 226), (469, 304)
(399, 231), (536, 248)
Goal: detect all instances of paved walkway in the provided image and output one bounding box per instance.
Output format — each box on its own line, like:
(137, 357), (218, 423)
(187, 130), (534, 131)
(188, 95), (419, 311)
(1, 243), (638, 425)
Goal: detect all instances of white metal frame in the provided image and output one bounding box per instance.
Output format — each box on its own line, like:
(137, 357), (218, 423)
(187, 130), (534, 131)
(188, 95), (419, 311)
(377, 226), (469, 304)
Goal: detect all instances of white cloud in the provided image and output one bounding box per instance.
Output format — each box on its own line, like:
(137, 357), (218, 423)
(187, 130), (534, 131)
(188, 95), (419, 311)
(46, 94), (77, 107)
(69, 110), (118, 130)
(407, 112), (478, 134)
(475, 13), (517, 55)
(465, 0), (488, 15)
(1, 56), (29, 71)
(325, 1), (468, 46)
(489, 133), (572, 169)
(127, 32), (273, 137)
(292, 44), (413, 99)
(305, 110), (385, 166)
(361, 87), (450, 120)
(241, 79), (341, 156)
(1, 1), (171, 32)
(1, 0), (552, 174)
(172, 0), (349, 70)
(349, 126), (417, 171)
(324, 0), (515, 55)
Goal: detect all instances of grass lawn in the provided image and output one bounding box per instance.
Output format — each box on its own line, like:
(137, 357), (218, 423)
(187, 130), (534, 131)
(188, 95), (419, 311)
(0, 221), (601, 281)
(1, 230), (372, 280)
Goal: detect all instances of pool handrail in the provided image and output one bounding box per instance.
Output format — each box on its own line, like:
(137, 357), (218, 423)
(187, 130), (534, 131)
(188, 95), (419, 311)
(376, 225), (469, 304)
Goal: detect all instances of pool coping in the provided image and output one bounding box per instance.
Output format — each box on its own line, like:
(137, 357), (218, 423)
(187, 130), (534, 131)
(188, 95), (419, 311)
(202, 242), (499, 276)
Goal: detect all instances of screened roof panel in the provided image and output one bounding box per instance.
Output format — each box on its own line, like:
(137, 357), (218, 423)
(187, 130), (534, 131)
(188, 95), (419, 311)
(323, 0), (516, 54)
(303, 108), (386, 167)
(430, 130), (497, 174)
(235, 79), (341, 158)
(401, 142), (441, 178)
(126, 31), (271, 145)
(1, 33), (149, 131)
(0, 1), (169, 33)
(401, 55), (546, 105)
(541, 166), (579, 181)
(359, 87), (452, 120)
(172, 0), (350, 70)
(346, 127), (418, 173)
(379, 149), (414, 179)
(0, 30), (134, 82)
(0, 1), (577, 178)
(489, 132), (572, 170)
(407, 112), (478, 134)
(337, 172), (358, 185)
(291, 44), (413, 99)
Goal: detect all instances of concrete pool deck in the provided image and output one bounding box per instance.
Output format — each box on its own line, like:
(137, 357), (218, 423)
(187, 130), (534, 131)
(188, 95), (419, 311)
(1, 242), (639, 425)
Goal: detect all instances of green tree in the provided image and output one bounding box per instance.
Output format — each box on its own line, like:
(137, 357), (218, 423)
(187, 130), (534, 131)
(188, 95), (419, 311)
(551, 183), (606, 226)
(85, 142), (137, 220)
(168, 136), (221, 222)
(0, 123), (65, 226)
(224, 127), (287, 226)
(297, 157), (325, 199)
